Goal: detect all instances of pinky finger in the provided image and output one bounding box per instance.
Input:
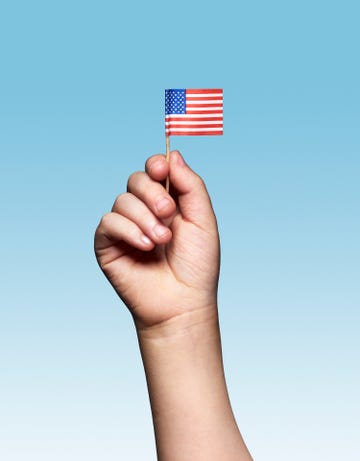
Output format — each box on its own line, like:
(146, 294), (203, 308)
(95, 212), (155, 253)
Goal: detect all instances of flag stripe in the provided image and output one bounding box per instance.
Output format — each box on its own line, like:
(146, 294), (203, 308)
(186, 94), (222, 98)
(167, 126), (223, 130)
(186, 89), (222, 94)
(167, 128), (223, 133)
(166, 121), (223, 126)
(186, 97), (223, 102)
(166, 115), (223, 120)
(186, 99), (223, 104)
(186, 109), (223, 114)
(166, 127), (223, 132)
(186, 93), (223, 101)
(166, 131), (223, 136)
(186, 103), (222, 108)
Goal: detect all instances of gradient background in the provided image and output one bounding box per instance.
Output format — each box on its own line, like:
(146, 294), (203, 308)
(1, 1), (359, 460)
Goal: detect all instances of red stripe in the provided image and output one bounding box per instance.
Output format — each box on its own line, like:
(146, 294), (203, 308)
(185, 110), (223, 115)
(186, 103), (223, 108)
(166, 124), (223, 129)
(186, 96), (223, 101)
(165, 116), (223, 122)
(166, 131), (223, 136)
(186, 89), (223, 94)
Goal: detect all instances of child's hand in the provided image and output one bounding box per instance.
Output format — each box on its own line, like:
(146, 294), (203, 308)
(94, 150), (220, 330)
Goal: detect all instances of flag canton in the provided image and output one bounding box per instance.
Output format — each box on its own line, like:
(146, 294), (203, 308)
(165, 89), (186, 115)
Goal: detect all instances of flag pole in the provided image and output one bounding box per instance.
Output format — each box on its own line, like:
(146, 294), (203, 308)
(165, 135), (170, 192)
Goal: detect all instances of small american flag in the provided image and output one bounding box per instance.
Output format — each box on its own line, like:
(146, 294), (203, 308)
(165, 88), (223, 136)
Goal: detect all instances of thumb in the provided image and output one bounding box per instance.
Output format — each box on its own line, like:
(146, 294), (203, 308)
(169, 150), (216, 228)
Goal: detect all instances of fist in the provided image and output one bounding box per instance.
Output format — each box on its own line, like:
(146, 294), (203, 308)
(94, 151), (220, 330)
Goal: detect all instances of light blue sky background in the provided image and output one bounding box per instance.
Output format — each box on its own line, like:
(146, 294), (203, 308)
(0, 1), (359, 460)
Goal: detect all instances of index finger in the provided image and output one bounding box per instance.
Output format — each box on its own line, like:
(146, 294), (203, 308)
(145, 154), (169, 182)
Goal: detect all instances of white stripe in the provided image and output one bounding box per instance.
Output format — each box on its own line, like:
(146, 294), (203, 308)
(186, 99), (223, 104)
(186, 107), (223, 112)
(166, 121), (222, 125)
(166, 128), (223, 132)
(186, 93), (222, 98)
(166, 114), (222, 119)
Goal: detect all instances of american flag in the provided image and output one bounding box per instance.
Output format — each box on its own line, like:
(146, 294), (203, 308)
(165, 89), (223, 136)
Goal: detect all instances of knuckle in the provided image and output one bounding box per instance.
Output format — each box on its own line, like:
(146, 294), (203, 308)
(127, 171), (144, 191)
(99, 212), (113, 230)
(193, 173), (205, 189)
(113, 192), (130, 210)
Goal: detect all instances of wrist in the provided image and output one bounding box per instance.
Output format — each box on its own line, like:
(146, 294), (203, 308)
(135, 304), (225, 410)
(135, 303), (219, 342)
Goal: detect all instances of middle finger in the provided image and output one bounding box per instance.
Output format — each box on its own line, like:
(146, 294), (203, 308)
(127, 171), (176, 219)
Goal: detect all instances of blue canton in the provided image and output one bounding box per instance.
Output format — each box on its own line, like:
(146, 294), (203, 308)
(165, 89), (186, 115)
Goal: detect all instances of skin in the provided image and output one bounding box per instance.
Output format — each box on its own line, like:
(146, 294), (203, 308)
(94, 150), (253, 461)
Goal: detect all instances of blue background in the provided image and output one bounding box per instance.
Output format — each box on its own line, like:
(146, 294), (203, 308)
(0, 1), (359, 460)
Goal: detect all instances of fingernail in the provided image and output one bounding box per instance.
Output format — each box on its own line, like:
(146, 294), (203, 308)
(141, 235), (152, 245)
(156, 196), (171, 212)
(153, 224), (170, 238)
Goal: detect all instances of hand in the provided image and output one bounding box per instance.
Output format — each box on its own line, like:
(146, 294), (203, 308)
(94, 151), (220, 330)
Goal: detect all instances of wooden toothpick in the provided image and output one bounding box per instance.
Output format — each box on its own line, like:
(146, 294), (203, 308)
(165, 136), (170, 192)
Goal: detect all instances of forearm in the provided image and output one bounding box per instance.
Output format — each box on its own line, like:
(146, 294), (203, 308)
(136, 307), (253, 461)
